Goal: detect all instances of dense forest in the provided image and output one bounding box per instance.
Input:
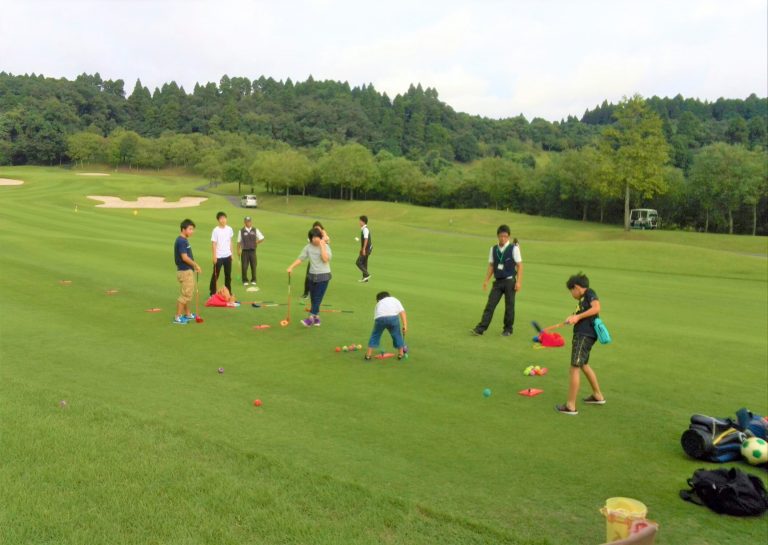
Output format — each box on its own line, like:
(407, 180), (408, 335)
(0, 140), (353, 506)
(1, 72), (766, 234)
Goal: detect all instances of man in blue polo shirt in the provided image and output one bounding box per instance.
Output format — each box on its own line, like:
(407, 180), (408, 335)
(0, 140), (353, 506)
(471, 224), (523, 337)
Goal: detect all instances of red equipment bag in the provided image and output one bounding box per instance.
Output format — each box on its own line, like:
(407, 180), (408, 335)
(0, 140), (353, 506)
(539, 331), (565, 347)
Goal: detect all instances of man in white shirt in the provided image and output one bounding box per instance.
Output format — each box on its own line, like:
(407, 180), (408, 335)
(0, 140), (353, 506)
(209, 211), (234, 296)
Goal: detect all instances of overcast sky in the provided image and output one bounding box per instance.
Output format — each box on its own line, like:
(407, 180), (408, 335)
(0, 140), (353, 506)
(2, 0), (766, 120)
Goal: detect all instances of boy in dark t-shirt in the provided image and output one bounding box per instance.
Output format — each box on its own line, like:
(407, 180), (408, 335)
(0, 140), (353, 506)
(174, 219), (202, 324)
(555, 272), (606, 415)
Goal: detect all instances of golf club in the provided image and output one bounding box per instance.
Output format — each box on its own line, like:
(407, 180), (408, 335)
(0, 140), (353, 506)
(280, 272), (291, 326)
(195, 272), (204, 323)
(542, 321), (567, 332)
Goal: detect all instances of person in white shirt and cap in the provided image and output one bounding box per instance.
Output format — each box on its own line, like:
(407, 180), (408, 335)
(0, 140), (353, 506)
(237, 216), (265, 290)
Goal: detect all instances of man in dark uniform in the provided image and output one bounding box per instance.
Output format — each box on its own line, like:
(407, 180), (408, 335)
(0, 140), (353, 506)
(237, 216), (264, 289)
(356, 215), (372, 282)
(471, 224), (523, 337)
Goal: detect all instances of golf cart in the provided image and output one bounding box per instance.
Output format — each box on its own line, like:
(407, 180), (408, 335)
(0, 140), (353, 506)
(629, 208), (660, 230)
(240, 194), (258, 208)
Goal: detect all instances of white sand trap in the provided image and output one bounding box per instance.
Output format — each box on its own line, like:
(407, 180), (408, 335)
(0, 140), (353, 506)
(77, 172), (110, 176)
(88, 196), (208, 208)
(0, 178), (24, 186)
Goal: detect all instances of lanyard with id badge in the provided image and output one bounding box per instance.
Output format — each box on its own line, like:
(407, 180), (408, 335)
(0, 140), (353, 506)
(496, 245), (511, 272)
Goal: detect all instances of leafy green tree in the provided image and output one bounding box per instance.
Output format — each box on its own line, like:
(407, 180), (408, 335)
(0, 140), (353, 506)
(676, 111), (705, 144)
(67, 132), (106, 165)
(376, 154), (424, 200)
(136, 137), (166, 170)
(552, 147), (614, 221)
(601, 95), (670, 230)
(434, 166), (466, 207)
(653, 166), (687, 228)
(0, 108), (23, 165)
(453, 132), (480, 162)
(407, 175), (439, 205)
(195, 153), (223, 181)
(725, 116), (749, 145)
(316, 143), (376, 200)
(468, 158), (525, 210)
(529, 118), (564, 151)
(0, 114), (11, 165)
(249, 149), (312, 199)
(222, 158), (249, 190)
(739, 150), (767, 235)
(748, 117), (767, 150)
(126, 79), (153, 134)
(107, 129), (141, 168)
(690, 143), (766, 234)
(167, 135), (197, 167)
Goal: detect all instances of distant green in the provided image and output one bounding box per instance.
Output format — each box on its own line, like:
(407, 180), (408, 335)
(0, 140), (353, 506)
(1, 166), (766, 545)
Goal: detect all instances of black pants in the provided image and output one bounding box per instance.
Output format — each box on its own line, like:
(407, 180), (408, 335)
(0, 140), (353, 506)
(303, 262), (311, 297)
(210, 256), (232, 295)
(241, 250), (256, 283)
(356, 252), (370, 278)
(475, 278), (516, 333)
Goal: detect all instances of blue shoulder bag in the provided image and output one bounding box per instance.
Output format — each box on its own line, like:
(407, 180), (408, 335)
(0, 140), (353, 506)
(593, 317), (612, 344)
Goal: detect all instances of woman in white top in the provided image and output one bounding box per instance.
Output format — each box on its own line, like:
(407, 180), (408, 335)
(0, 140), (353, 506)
(209, 211), (234, 296)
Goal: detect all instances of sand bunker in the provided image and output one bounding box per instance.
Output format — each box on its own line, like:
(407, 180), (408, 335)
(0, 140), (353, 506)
(88, 196), (208, 209)
(0, 178), (24, 186)
(77, 172), (110, 176)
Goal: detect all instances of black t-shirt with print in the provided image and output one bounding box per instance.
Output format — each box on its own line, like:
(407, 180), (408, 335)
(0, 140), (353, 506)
(574, 288), (599, 338)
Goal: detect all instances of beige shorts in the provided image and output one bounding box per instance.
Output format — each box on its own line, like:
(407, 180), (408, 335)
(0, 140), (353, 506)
(177, 270), (195, 304)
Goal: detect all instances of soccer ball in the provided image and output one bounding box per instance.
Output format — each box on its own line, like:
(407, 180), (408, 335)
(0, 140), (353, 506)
(740, 437), (768, 465)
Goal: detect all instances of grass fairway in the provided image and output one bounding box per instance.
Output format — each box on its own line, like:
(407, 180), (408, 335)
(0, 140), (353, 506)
(1, 166), (766, 545)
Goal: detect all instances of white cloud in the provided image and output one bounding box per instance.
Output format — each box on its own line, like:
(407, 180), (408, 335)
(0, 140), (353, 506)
(1, 0), (765, 120)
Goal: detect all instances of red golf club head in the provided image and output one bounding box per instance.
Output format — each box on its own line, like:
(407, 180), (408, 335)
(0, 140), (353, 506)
(195, 316), (204, 323)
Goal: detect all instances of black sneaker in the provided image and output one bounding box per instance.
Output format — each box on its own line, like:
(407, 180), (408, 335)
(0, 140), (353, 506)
(501, 330), (512, 337)
(470, 328), (483, 336)
(583, 395), (606, 405)
(555, 404), (578, 416)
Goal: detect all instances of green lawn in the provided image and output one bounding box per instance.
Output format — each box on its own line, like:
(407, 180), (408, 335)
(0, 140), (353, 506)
(1, 166), (766, 544)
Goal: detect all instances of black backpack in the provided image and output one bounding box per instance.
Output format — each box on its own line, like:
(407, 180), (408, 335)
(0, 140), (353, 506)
(680, 467), (768, 516)
(680, 414), (744, 462)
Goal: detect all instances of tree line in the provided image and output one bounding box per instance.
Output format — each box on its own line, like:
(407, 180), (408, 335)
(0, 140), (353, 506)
(1, 72), (766, 234)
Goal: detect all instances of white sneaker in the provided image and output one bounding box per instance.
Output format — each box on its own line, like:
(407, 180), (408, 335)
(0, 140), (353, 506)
(250, 281), (257, 286)
(243, 282), (248, 286)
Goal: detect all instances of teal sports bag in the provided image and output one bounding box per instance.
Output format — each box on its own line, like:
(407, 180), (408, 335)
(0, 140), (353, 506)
(593, 317), (612, 344)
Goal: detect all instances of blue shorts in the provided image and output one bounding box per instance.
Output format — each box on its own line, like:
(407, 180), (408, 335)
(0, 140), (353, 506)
(368, 315), (404, 349)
